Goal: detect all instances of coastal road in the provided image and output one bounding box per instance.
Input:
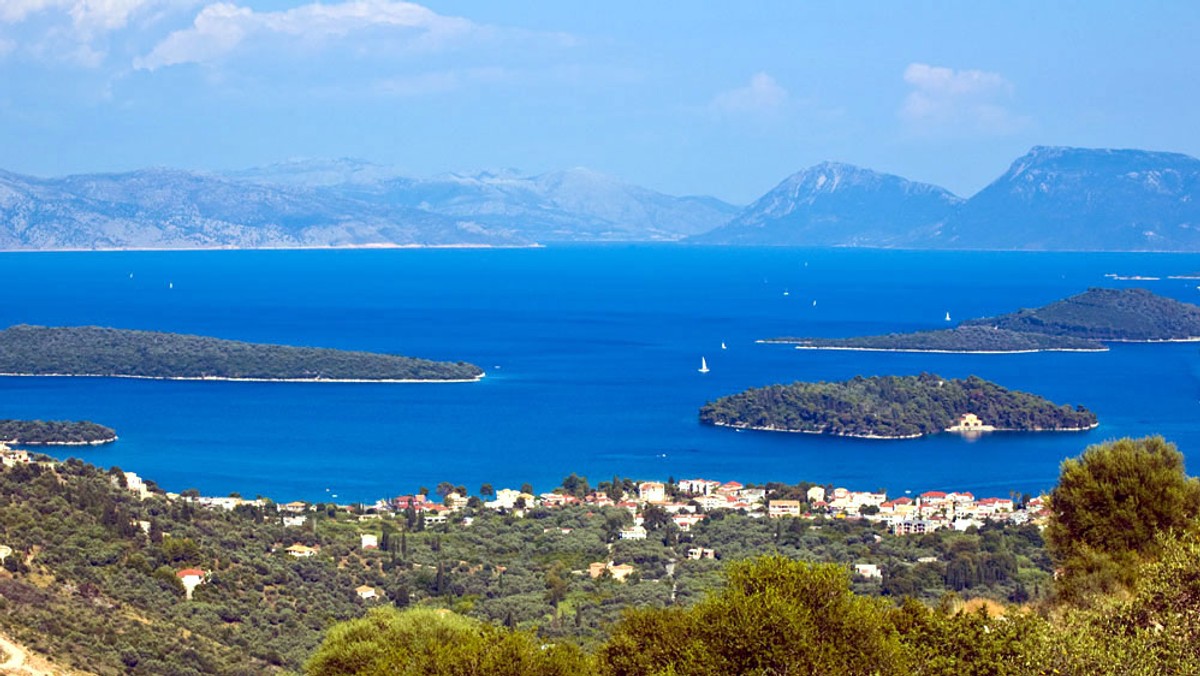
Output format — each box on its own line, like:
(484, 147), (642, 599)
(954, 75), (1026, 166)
(0, 633), (54, 676)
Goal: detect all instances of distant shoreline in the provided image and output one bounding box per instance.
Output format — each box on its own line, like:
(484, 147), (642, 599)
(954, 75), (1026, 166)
(0, 243), (543, 254)
(753, 340), (1108, 354)
(0, 372), (485, 384)
(712, 420), (1098, 439)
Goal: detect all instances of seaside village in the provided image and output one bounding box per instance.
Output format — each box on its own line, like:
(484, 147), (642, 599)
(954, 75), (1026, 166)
(1, 440), (1045, 594)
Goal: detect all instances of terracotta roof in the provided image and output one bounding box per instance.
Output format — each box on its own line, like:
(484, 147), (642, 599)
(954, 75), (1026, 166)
(177, 568), (205, 578)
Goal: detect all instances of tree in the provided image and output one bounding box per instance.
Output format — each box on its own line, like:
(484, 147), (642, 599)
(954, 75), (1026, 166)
(480, 483), (495, 498)
(305, 607), (593, 676)
(1046, 436), (1200, 602)
(436, 482), (455, 498)
(599, 556), (904, 675)
(520, 483), (534, 495)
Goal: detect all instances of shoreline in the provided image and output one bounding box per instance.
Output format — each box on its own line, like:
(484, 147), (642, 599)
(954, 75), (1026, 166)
(0, 243), (543, 254)
(761, 343), (1108, 355)
(711, 420), (1098, 439)
(0, 372), (485, 384)
(5, 436), (118, 446)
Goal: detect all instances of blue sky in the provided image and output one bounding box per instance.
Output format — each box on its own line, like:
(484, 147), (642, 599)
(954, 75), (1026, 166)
(0, 1), (1197, 203)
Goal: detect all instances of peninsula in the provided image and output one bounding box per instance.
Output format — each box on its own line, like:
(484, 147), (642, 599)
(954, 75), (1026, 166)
(766, 288), (1200, 352)
(0, 419), (117, 445)
(0, 325), (484, 382)
(699, 373), (1097, 439)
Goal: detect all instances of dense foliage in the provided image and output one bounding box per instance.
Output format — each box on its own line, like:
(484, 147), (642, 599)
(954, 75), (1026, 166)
(699, 373), (1096, 438)
(960, 287), (1200, 341)
(0, 419), (116, 444)
(1046, 436), (1200, 604)
(0, 325), (483, 381)
(769, 325), (1104, 352)
(305, 606), (591, 675)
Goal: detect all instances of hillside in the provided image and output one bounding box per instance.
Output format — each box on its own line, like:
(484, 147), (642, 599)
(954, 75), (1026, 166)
(691, 162), (962, 246)
(940, 147), (1200, 251)
(0, 325), (484, 381)
(700, 373), (1097, 438)
(960, 287), (1200, 341)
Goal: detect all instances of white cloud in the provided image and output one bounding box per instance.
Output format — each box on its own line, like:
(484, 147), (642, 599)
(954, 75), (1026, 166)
(1, 0), (162, 33)
(135, 0), (477, 70)
(900, 62), (1029, 135)
(711, 72), (788, 115)
(0, 0), (186, 66)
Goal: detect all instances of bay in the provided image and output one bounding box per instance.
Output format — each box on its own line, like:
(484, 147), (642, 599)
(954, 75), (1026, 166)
(2, 245), (1199, 503)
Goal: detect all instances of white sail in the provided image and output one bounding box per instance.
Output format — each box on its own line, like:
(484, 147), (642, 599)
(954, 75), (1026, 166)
(698, 357), (709, 373)
(721, 342), (727, 350)
(945, 311), (951, 321)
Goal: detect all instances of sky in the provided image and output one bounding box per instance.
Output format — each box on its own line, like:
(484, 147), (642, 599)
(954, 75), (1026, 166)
(0, 1), (1197, 204)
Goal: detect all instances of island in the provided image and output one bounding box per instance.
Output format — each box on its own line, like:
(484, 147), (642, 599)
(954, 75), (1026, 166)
(699, 373), (1097, 439)
(0, 325), (485, 382)
(0, 419), (117, 445)
(765, 288), (1200, 352)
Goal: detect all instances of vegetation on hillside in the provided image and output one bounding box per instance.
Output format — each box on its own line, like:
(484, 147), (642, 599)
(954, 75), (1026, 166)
(0, 419), (116, 444)
(766, 288), (1200, 350)
(309, 435), (1200, 675)
(961, 288), (1200, 341)
(699, 373), (1096, 438)
(0, 325), (483, 381)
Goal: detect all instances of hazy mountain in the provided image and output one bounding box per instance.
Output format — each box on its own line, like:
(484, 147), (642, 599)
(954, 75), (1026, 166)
(691, 162), (963, 246)
(364, 167), (740, 240)
(695, 147), (1200, 250)
(0, 162), (739, 250)
(0, 168), (519, 249)
(939, 146), (1200, 250)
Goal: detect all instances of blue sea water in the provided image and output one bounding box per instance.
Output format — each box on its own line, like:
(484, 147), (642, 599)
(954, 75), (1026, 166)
(2, 245), (1200, 503)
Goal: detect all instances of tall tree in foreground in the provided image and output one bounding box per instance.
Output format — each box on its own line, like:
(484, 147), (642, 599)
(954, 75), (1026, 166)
(1046, 436), (1200, 603)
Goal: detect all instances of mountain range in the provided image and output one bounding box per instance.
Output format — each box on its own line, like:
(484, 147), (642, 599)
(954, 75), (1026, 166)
(698, 146), (1200, 250)
(2, 146), (1199, 251)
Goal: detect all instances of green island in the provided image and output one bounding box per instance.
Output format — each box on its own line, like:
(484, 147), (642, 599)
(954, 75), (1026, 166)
(767, 287), (1200, 352)
(699, 373), (1097, 438)
(0, 419), (116, 445)
(0, 325), (484, 382)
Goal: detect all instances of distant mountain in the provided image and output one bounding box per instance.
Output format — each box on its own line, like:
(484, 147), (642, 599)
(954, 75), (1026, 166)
(0, 168), (519, 249)
(0, 163), (738, 250)
(695, 147), (1200, 250)
(362, 167), (740, 240)
(939, 146), (1200, 250)
(691, 162), (963, 246)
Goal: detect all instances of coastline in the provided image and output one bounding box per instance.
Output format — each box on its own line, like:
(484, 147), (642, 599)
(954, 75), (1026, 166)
(768, 343), (1108, 355)
(5, 436), (118, 446)
(0, 243), (544, 254)
(711, 420), (1098, 439)
(0, 372), (485, 384)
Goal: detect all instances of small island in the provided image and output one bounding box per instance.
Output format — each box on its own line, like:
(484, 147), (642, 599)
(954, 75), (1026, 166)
(699, 373), (1097, 439)
(765, 288), (1200, 352)
(0, 325), (485, 382)
(0, 419), (117, 445)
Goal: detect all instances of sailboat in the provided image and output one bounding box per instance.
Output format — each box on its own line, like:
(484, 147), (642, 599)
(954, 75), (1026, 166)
(698, 357), (710, 373)
(945, 311), (951, 322)
(721, 342), (727, 350)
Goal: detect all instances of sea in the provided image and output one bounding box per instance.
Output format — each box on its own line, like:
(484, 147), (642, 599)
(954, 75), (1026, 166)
(3, 245), (1199, 504)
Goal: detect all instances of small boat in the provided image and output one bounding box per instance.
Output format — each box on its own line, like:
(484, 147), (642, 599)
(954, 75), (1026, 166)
(169, 282), (174, 290)
(721, 342), (727, 350)
(698, 357), (710, 373)
(782, 289), (790, 296)
(812, 300), (817, 307)
(944, 311), (951, 322)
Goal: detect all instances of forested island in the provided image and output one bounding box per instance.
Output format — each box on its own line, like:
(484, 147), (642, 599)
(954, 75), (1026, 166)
(0, 419), (116, 445)
(0, 325), (484, 382)
(767, 288), (1200, 352)
(699, 373), (1097, 439)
